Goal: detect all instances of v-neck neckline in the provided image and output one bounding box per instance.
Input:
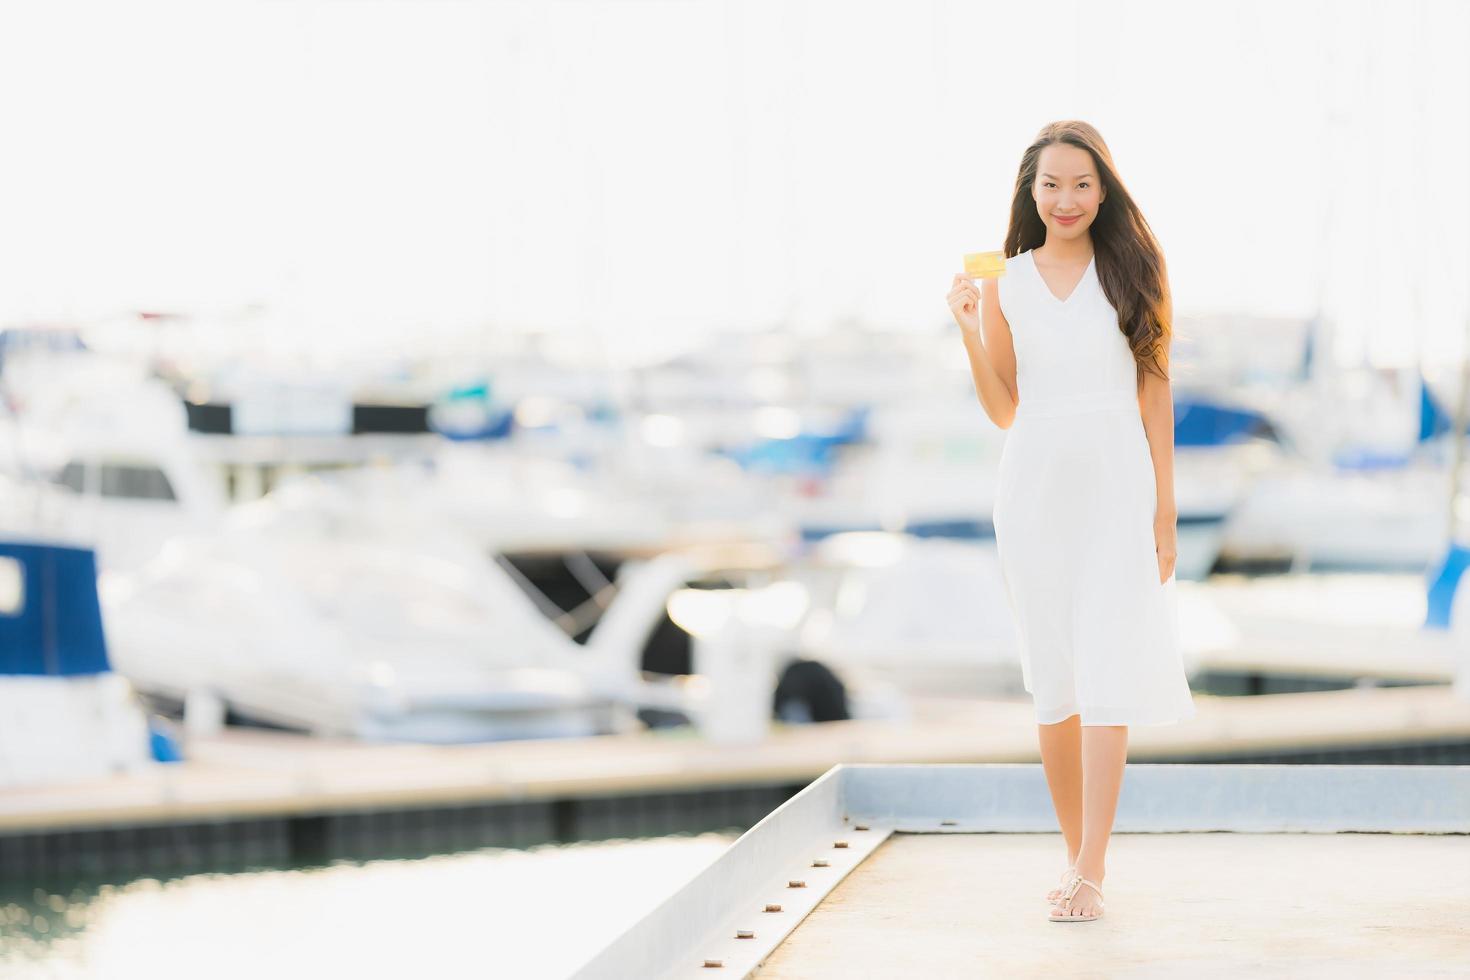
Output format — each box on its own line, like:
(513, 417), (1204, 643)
(1030, 249), (1094, 305)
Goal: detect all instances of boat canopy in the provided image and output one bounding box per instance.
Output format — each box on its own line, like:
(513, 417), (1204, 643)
(0, 540), (111, 676)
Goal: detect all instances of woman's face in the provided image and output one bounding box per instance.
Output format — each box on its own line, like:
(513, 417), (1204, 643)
(1032, 143), (1105, 242)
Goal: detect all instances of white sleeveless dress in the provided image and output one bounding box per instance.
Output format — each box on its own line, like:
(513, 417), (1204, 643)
(992, 248), (1196, 727)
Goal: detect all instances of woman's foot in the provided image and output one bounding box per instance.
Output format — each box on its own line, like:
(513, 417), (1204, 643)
(1050, 867), (1105, 920)
(1045, 861), (1079, 902)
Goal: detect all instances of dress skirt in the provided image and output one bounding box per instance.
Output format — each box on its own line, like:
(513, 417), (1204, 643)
(992, 393), (1197, 726)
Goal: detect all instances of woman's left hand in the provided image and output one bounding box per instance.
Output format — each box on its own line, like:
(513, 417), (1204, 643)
(1154, 513), (1178, 584)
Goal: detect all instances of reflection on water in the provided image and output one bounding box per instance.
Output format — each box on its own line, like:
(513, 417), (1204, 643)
(0, 831), (738, 979)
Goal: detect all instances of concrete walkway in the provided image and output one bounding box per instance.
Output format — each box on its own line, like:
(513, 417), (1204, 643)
(757, 830), (1470, 978)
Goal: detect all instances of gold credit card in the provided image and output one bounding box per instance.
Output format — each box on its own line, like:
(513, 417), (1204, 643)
(963, 250), (1006, 279)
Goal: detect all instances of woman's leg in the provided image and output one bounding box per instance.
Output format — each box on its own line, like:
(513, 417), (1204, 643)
(1053, 723), (1128, 917)
(1037, 714), (1084, 869)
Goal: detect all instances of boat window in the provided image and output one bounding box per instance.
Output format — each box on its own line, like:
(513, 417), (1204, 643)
(494, 550), (628, 644)
(54, 461), (86, 493)
(100, 464), (178, 501)
(0, 556), (22, 615)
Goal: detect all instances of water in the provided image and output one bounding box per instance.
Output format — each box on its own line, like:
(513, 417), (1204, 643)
(0, 832), (738, 979)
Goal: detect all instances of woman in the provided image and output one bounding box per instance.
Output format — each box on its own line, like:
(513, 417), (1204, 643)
(945, 120), (1197, 923)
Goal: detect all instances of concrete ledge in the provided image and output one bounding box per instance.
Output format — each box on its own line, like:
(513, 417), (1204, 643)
(840, 762), (1470, 833)
(570, 766), (891, 980)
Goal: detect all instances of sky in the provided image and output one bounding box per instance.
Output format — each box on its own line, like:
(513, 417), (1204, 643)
(0, 0), (1466, 370)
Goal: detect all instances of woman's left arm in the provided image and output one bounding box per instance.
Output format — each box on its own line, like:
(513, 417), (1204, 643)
(1140, 295), (1177, 583)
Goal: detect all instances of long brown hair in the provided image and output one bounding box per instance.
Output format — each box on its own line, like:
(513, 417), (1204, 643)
(1003, 121), (1171, 389)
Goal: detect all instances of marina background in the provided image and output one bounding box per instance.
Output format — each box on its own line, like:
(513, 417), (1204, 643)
(2, 1), (1470, 977)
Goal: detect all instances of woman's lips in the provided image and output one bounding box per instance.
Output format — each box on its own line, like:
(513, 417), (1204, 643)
(1054, 214), (1081, 225)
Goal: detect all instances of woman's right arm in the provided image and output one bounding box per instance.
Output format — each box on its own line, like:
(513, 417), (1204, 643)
(948, 273), (1018, 429)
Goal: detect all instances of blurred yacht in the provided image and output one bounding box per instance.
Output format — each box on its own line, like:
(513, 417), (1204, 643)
(100, 474), (911, 743)
(1218, 371), (1458, 571)
(0, 536), (177, 789)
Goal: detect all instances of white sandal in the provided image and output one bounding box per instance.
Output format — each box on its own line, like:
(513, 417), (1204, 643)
(1045, 864), (1077, 903)
(1049, 872), (1105, 922)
